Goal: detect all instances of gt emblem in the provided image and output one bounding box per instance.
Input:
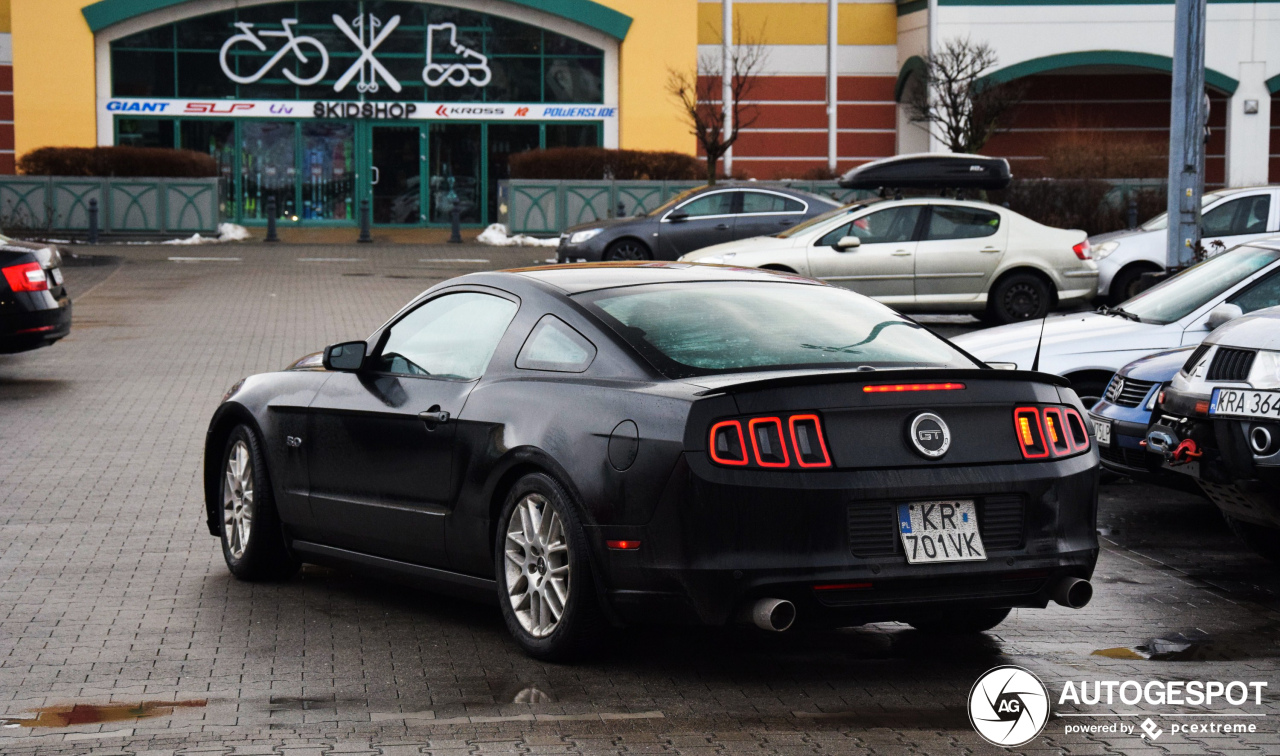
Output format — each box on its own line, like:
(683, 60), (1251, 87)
(908, 413), (951, 459)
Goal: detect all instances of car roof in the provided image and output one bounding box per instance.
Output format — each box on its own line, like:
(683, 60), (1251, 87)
(682, 183), (842, 206)
(491, 262), (826, 294)
(1241, 235), (1280, 253)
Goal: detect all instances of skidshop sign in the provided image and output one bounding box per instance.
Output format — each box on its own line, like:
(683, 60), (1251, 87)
(102, 99), (617, 122)
(218, 14), (489, 93)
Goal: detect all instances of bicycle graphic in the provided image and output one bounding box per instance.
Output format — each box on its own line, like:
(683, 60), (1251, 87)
(219, 18), (330, 87)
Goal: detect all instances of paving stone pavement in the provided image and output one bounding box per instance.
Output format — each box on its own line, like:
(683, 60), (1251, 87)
(0, 244), (1277, 755)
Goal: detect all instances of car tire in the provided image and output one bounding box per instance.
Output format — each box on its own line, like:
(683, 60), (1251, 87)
(908, 607), (1011, 634)
(988, 272), (1052, 324)
(495, 472), (606, 661)
(603, 239), (652, 262)
(219, 424), (300, 581)
(1107, 266), (1158, 306)
(1225, 515), (1280, 564)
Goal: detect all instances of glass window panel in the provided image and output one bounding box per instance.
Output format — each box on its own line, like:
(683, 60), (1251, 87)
(1229, 272), (1280, 313)
(241, 121), (297, 221)
(429, 123), (482, 224)
(742, 192), (803, 214)
(517, 315), (596, 373)
(176, 11), (235, 50)
(376, 292), (518, 380)
(483, 57), (541, 102)
(180, 120), (235, 214)
(545, 124), (598, 149)
(178, 52), (237, 98)
(422, 6), (486, 27)
(818, 206), (922, 246)
(301, 123), (356, 221)
(487, 124), (541, 221)
(114, 26), (173, 49)
(544, 33), (600, 56)
(115, 118), (175, 148)
(237, 4), (298, 25)
(924, 206), (1000, 241)
(677, 192), (734, 218)
(544, 57), (603, 103)
(112, 50), (175, 97)
(296, 1), (355, 27)
(486, 18), (541, 55)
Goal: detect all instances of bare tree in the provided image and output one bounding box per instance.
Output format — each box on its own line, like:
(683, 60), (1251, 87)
(667, 21), (767, 184)
(904, 38), (1026, 154)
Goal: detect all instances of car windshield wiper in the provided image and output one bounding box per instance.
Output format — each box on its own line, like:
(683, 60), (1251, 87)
(1097, 305), (1141, 322)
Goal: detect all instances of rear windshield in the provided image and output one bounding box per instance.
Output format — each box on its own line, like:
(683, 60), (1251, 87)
(1120, 246), (1280, 324)
(578, 281), (979, 378)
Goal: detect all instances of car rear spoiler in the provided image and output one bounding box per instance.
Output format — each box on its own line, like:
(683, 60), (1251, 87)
(687, 368), (1070, 397)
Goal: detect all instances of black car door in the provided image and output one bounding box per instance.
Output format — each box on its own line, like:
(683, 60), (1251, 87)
(306, 289), (519, 566)
(733, 190), (808, 239)
(657, 189), (739, 257)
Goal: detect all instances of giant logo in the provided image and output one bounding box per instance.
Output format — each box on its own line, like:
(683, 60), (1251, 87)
(969, 666), (1050, 747)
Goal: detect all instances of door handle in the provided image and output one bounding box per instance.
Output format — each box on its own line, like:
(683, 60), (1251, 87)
(715, 223), (730, 230)
(371, 166), (381, 186)
(891, 250), (912, 256)
(779, 220), (795, 227)
(418, 409), (450, 428)
(980, 247), (1001, 253)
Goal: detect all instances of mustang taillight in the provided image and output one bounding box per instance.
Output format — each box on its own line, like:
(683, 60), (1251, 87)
(1015, 406), (1090, 459)
(709, 412), (831, 469)
(863, 382), (965, 393)
(2, 262), (48, 293)
(748, 417), (790, 467)
(789, 414), (831, 468)
(709, 420), (748, 466)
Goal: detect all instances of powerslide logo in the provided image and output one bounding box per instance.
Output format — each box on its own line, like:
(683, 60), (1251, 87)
(968, 666), (1050, 747)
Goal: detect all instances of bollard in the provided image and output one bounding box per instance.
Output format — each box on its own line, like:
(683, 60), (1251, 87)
(1128, 196), (1139, 230)
(265, 196), (280, 243)
(87, 198), (99, 245)
(448, 204), (463, 243)
(358, 199), (373, 243)
(617, 201), (626, 218)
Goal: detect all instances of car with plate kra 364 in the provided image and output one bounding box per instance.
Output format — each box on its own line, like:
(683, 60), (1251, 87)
(205, 263), (1099, 660)
(1088, 347), (1195, 486)
(556, 185), (840, 263)
(0, 236), (71, 354)
(1145, 305), (1280, 562)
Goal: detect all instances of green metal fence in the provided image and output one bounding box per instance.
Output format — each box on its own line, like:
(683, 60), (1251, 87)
(500, 180), (872, 235)
(0, 177), (223, 236)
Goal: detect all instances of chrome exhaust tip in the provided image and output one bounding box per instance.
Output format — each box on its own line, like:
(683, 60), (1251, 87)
(1250, 426), (1274, 455)
(751, 598), (796, 632)
(1052, 577), (1093, 609)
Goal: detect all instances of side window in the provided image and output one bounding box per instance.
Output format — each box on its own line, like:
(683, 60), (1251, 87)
(516, 315), (597, 373)
(742, 192), (804, 214)
(816, 205), (922, 246)
(1228, 271), (1280, 313)
(375, 292), (518, 380)
(675, 191), (735, 218)
(925, 206), (1001, 241)
(1203, 195), (1271, 237)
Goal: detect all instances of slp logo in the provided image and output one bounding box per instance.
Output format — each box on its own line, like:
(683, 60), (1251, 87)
(969, 666), (1050, 747)
(184, 103), (255, 114)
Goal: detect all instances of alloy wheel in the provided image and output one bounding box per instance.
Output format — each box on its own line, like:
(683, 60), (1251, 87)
(503, 493), (571, 637)
(222, 440), (254, 559)
(1003, 282), (1042, 319)
(605, 242), (649, 261)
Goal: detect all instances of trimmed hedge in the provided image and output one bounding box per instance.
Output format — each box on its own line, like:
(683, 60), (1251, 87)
(18, 146), (218, 178)
(509, 147), (702, 181)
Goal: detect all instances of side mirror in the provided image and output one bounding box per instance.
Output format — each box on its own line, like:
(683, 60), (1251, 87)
(323, 340), (367, 371)
(1205, 303), (1243, 330)
(834, 235), (861, 250)
(668, 211), (689, 223)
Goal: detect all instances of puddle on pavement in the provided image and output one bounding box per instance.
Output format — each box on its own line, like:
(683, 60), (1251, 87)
(2, 700), (205, 728)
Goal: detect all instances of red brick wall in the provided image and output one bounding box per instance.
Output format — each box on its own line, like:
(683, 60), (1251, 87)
(698, 75), (897, 179)
(982, 73), (1227, 185)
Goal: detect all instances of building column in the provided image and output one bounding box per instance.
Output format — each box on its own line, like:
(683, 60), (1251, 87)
(1225, 62), (1271, 187)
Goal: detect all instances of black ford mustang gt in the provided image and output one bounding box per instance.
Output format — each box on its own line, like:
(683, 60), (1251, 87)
(205, 263), (1099, 659)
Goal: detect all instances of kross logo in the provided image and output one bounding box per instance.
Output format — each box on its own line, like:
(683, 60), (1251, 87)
(969, 666), (1050, 747)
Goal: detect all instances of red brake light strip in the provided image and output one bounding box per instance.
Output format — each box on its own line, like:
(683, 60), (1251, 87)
(1014, 407), (1050, 459)
(863, 382), (965, 393)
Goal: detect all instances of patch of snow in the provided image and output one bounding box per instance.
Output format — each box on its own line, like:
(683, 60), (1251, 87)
(135, 223), (254, 246)
(475, 223), (559, 248)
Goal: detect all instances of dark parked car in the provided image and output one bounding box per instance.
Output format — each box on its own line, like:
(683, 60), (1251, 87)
(205, 264), (1099, 660)
(0, 237), (71, 354)
(557, 185), (840, 262)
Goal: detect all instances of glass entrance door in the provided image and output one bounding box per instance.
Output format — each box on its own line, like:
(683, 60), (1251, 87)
(371, 126), (423, 224)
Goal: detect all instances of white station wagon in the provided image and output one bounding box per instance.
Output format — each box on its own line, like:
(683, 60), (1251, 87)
(679, 197), (1098, 324)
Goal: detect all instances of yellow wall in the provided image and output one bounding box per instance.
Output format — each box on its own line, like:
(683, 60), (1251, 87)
(697, 2), (897, 46)
(605, 0), (698, 154)
(9, 0), (697, 160)
(12, 0), (98, 158)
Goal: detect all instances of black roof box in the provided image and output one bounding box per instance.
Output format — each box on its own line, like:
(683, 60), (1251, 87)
(838, 153), (1011, 191)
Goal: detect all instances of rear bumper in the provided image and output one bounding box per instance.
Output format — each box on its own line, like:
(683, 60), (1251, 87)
(0, 299), (71, 353)
(590, 451), (1099, 627)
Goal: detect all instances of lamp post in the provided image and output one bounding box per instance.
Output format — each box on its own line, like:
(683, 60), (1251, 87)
(1165, 0), (1208, 270)
(722, 0), (733, 177)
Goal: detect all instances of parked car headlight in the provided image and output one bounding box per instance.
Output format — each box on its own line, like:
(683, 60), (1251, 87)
(221, 378), (246, 404)
(1249, 350), (1280, 388)
(1093, 241), (1120, 260)
(568, 228), (603, 244)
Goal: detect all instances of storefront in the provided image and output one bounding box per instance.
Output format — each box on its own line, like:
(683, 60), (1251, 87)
(95, 1), (623, 227)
